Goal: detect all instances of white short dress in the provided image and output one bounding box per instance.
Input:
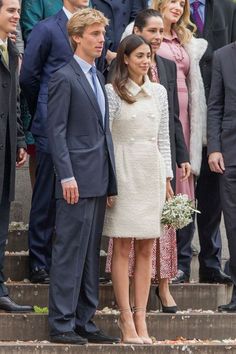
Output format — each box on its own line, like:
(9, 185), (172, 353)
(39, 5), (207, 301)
(103, 76), (173, 239)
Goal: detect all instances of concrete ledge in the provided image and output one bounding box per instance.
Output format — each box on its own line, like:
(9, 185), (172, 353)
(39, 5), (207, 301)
(0, 343), (236, 354)
(0, 313), (236, 341)
(6, 230), (109, 253)
(6, 282), (232, 311)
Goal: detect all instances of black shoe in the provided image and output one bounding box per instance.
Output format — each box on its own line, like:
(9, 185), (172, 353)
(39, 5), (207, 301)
(199, 269), (232, 284)
(155, 287), (178, 313)
(50, 331), (88, 345)
(171, 270), (189, 284)
(75, 328), (120, 344)
(30, 268), (50, 284)
(99, 277), (111, 284)
(218, 300), (236, 313)
(0, 296), (33, 312)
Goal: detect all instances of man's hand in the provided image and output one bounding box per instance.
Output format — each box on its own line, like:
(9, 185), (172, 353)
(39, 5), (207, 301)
(8, 32), (17, 43)
(180, 162), (191, 181)
(166, 178), (174, 200)
(208, 152), (225, 174)
(61, 179), (79, 204)
(16, 148), (27, 167)
(106, 49), (117, 65)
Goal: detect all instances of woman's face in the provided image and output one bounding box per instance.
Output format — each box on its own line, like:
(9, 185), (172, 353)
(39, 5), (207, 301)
(161, 0), (185, 25)
(125, 43), (151, 79)
(134, 16), (164, 53)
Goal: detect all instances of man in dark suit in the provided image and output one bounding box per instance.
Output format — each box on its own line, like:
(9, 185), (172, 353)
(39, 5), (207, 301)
(208, 42), (236, 312)
(91, 0), (147, 71)
(20, 0), (89, 284)
(47, 8), (118, 344)
(0, 0), (32, 312)
(174, 0), (236, 284)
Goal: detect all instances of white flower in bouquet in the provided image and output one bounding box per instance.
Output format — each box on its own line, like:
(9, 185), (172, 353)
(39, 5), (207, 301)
(161, 194), (200, 230)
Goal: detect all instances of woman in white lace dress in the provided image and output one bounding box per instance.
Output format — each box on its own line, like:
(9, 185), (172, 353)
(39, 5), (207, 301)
(103, 34), (173, 344)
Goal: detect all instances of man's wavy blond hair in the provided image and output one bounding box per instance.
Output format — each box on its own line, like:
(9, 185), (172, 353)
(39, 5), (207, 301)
(151, 0), (196, 44)
(67, 8), (109, 51)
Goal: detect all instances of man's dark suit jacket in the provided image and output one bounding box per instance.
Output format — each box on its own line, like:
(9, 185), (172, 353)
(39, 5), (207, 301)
(0, 40), (26, 202)
(191, 0), (236, 101)
(20, 9), (73, 140)
(156, 55), (189, 178)
(207, 42), (236, 166)
(47, 58), (117, 198)
(91, 0), (146, 52)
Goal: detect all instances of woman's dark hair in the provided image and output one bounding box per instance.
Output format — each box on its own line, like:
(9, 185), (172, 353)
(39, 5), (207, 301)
(134, 9), (162, 32)
(112, 34), (151, 104)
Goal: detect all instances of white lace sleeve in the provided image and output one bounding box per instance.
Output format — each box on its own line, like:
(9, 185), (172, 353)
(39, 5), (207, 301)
(105, 84), (121, 130)
(157, 85), (173, 179)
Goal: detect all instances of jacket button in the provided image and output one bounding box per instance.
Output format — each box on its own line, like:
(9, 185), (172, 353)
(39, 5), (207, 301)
(0, 113), (5, 118)
(0, 144), (4, 150)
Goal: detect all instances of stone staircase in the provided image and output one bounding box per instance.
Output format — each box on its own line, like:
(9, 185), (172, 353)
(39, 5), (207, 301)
(1, 228), (236, 353)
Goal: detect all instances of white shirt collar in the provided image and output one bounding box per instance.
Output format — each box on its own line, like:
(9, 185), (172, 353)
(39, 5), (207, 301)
(63, 6), (73, 20)
(0, 38), (8, 46)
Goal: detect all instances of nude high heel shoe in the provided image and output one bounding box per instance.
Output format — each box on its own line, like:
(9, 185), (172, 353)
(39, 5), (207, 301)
(118, 308), (144, 344)
(133, 307), (152, 344)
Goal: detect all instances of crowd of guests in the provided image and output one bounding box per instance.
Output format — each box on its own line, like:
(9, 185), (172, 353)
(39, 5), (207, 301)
(1, 0), (236, 346)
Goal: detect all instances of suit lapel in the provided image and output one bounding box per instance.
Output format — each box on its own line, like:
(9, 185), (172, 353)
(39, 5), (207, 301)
(156, 55), (168, 89)
(230, 43), (236, 77)
(203, 0), (214, 38)
(56, 10), (71, 50)
(69, 59), (104, 130)
(0, 40), (18, 72)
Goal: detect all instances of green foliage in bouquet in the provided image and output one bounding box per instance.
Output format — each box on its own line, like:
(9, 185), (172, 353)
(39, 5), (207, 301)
(161, 194), (200, 230)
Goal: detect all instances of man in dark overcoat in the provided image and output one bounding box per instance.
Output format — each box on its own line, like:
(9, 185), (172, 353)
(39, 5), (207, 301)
(174, 0), (236, 284)
(0, 0), (32, 312)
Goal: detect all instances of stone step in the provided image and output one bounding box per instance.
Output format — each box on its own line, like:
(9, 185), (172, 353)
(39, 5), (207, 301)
(6, 230), (109, 252)
(0, 312), (236, 341)
(6, 282), (232, 311)
(0, 342), (236, 354)
(5, 253), (201, 282)
(6, 230), (229, 283)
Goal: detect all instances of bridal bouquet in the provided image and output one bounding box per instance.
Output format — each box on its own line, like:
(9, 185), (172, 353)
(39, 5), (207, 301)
(161, 194), (200, 230)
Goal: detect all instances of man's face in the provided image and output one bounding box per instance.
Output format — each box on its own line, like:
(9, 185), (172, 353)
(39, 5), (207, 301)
(74, 23), (105, 64)
(0, 0), (20, 39)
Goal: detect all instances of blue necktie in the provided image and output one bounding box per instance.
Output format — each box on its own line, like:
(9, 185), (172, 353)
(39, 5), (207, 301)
(90, 66), (105, 127)
(90, 65), (98, 97)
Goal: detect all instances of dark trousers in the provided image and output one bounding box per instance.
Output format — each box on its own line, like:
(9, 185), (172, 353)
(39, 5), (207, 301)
(28, 149), (55, 271)
(177, 221), (195, 277)
(219, 167), (236, 286)
(49, 196), (106, 336)
(0, 199), (10, 297)
(0, 138), (11, 297)
(196, 148), (222, 274)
